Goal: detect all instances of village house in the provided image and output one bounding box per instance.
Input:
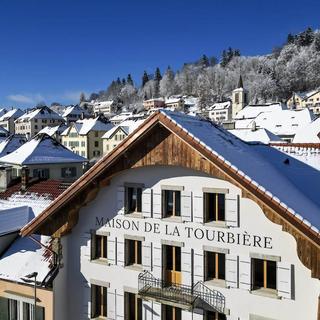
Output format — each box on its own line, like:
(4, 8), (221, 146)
(165, 97), (185, 110)
(287, 89), (320, 115)
(93, 100), (117, 116)
(15, 106), (64, 139)
(0, 133), (86, 180)
(102, 118), (144, 155)
(208, 101), (232, 123)
(21, 110), (320, 320)
(61, 116), (114, 159)
(62, 105), (89, 125)
(143, 98), (165, 111)
(38, 124), (68, 144)
(0, 108), (24, 134)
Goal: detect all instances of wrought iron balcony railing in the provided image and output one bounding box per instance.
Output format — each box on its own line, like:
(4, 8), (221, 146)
(138, 271), (225, 313)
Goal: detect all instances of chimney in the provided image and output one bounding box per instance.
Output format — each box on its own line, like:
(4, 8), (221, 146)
(21, 166), (30, 191)
(251, 121), (257, 132)
(81, 112), (85, 120)
(0, 165), (12, 191)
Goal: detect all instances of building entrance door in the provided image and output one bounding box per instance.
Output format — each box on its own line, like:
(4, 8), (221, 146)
(163, 245), (181, 285)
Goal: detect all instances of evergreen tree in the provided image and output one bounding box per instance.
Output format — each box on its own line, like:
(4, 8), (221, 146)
(199, 54), (210, 67)
(287, 33), (295, 44)
(116, 77), (122, 86)
(127, 74), (134, 86)
(221, 50), (228, 67)
(122, 78), (126, 86)
(154, 67), (162, 82)
(142, 71), (149, 87)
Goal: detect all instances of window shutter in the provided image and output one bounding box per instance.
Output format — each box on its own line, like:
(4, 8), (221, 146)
(107, 235), (116, 265)
(225, 194), (239, 227)
(239, 256), (251, 290)
(152, 301), (161, 320)
(107, 289), (116, 319)
(181, 191), (192, 222)
(117, 238), (125, 267)
(181, 248), (192, 286)
(194, 250), (204, 283)
(277, 262), (294, 300)
(193, 192), (203, 224)
(152, 188), (162, 219)
(90, 285), (96, 318)
(117, 186), (125, 215)
(142, 242), (152, 271)
(142, 188), (152, 218)
(153, 243), (162, 279)
(116, 292), (124, 318)
(181, 310), (192, 320)
(225, 254), (238, 288)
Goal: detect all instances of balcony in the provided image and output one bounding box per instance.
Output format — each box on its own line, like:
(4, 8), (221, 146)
(138, 271), (225, 313)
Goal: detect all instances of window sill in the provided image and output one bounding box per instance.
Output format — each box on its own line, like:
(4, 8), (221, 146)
(204, 221), (228, 228)
(124, 212), (144, 219)
(91, 258), (110, 266)
(124, 264), (143, 271)
(162, 216), (183, 223)
(91, 317), (107, 320)
(251, 288), (279, 299)
(204, 279), (227, 288)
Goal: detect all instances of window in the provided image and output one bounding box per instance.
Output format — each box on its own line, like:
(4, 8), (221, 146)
(94, 141), (99, 147)
(91, 233), (108, 260)
(124, 292), (142, 320)
(33, 168), (50, 179)
(94, 131), (99, 137)
(125, 239), (142, 266)
(91, 284), (107, 318)
(125, 186), (142, 214)
(23, 302), (45, 320)
(35, 125), (38, 129)
(204, 193), (225, 223)
(81, 141), (85, 147)
(204, 251), (225, 281)
(235, 93), (239, 104)
(252, 258), (276, 291)
(204, 310), (226, 320)
(164, 245), (181, 284)
(162, 190), (181, 217)
(61, 167), (77, 178)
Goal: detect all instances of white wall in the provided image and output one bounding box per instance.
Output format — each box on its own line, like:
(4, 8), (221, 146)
(57, 166), (320, 320)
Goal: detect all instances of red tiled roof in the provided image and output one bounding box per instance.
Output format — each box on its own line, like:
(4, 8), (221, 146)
(0, 179), (72, 200)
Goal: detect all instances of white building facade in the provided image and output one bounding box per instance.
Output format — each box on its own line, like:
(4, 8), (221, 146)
(21, 111), (320, 320)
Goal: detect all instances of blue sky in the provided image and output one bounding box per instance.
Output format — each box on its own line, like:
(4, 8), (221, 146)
(0, 0), (319, 108)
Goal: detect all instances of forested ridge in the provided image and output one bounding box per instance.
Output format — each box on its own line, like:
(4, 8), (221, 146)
(86, 27), (320, 109)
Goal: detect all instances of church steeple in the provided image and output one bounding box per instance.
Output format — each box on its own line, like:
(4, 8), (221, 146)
(237, 75), (244, 88)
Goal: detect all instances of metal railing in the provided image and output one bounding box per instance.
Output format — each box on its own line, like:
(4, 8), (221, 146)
(138, 271), (225, 313)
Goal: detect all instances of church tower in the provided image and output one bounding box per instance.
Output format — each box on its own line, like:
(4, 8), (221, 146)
(232, 75), (249, 119)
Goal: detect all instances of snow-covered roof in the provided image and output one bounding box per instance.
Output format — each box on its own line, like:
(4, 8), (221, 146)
(165, 97), (183, 104)
(144, 98), (165, 102)
(62, 117), (113, 136)
(62, 105), (88, 117)
(0, 135), (26, 157)
(15, 106), (63, 123)
(159, 110), (320, 232)
(210, 101), (231, 111)
(38, 124), (67, 137)
(229, 128), (282, 144)
(236, 108), (314, 136)
(235, 103), (286, 120)
(110, 112), (133, 122)
(102, 119), (144, 139)
(0, 206), (33, 236)
(273, 145), (320, 172)
(293, 117), (320, 143)
(0, 233), (52, 284)
(294, 88), (320, 100)
(0, 108), (24, 122)
(0, 133), (86, 165)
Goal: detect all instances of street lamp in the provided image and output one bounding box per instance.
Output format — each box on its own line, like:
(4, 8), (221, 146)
(21, 272), (38, 320)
